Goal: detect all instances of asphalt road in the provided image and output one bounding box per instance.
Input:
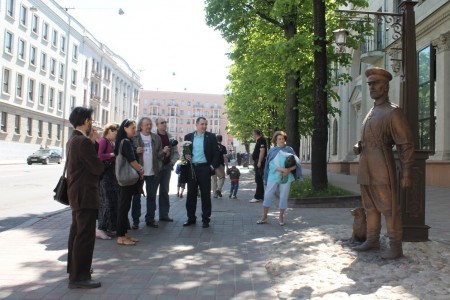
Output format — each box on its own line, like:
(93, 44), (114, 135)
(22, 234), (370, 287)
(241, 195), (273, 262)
(0, 163), (67, 232)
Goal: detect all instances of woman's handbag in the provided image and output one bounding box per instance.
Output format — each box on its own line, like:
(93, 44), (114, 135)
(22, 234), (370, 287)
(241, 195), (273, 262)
(115, 139), (139, 186)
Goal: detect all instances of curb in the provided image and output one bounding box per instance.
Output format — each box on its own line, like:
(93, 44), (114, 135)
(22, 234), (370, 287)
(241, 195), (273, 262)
(288, 195), (362, 208)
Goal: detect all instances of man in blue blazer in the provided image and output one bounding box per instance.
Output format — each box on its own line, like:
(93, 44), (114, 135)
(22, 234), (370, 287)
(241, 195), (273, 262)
(183, 117), (219, 228)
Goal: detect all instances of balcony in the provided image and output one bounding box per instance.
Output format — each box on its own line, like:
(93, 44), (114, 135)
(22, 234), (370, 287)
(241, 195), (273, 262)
(360, 34), (384, 64)
(91, 71), (102, 80)
(90, 94), (101, 103)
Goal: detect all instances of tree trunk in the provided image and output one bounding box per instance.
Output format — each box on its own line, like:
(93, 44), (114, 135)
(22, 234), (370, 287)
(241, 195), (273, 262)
(284, 21), (300, 155)
(312, 0), (328, 191)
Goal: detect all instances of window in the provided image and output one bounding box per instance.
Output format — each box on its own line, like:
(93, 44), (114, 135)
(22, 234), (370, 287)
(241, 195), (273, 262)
(50, 58), (55, 76)
(60, 36), (66, 53)
(70, 96), (76, 110)
(40, 52), (47, 71)
(71, 69), (77, 86)
(38, 120), (43, 137)
(17, 39), (25, 61)
(48, 87), (54, 108)
(42, 22), (48, 40)
(16, 74), (23, 98)
(14, 115), (20, 134)
(30, 46), (36, 66)
(6, 0), (14, 18)
(418, 45), (436, 153)
(38, 83), (45, 105)
(72, 44), (78, 60)
(27, 118), (32, 136)
(59, 63), (64, 80)
(19, 5), (27, 27)
(332, 119), (338, 155)
(31, 14), (39, 34)
(84, 60), (89, 78)
(28, 78), (35, 101)
(2, 68), (11, 94)
(51, 30), (57, 48)
(57, 91), (63, 111)
(5, 31), (13, 54)
(56, 124), (61, 140)
(1, 112), (7, 132)
(48, 122), (52, 138)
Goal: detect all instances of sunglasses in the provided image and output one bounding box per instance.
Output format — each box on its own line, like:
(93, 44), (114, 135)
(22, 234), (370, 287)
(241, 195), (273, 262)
(160, 121), (167, 124)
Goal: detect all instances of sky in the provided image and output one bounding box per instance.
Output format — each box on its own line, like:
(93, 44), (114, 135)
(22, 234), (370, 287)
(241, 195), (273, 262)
(55, 0), (231, 94)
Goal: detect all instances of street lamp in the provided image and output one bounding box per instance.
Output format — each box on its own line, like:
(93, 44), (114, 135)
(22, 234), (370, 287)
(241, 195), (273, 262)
(335, 0), (429, 242)
(332, 28), (348, 52)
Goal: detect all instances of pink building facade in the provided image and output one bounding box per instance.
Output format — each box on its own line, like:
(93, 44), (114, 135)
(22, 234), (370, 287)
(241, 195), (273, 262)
(138, 90), (233, 154)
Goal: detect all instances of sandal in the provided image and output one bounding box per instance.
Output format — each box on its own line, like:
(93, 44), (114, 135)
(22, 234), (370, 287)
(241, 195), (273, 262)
(125, 234), (139, 242)
(256, 218), (268, 224)
(117, 237), (136, 246)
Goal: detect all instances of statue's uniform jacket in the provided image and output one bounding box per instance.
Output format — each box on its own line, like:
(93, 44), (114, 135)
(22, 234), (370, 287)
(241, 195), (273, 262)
(357, 101), (414, 212)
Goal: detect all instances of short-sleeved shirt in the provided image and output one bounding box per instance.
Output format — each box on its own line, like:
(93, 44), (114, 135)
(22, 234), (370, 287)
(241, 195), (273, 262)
(252, 136), (267, 162)
(121, 138), (138, 163)
(217, 144), (227, 166)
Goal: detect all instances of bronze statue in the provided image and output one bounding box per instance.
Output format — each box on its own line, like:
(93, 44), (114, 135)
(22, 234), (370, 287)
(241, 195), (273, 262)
(353, 67), (414, 259)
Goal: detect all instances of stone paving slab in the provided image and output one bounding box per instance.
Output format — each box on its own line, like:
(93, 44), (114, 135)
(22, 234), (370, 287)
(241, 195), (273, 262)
(0, 167), (449, 299)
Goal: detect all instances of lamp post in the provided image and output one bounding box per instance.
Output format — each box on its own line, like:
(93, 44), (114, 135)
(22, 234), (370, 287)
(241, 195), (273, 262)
(336, 0), (429, 242)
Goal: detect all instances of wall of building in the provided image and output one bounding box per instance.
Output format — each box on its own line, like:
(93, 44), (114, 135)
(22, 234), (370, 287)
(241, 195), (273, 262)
(0, 0), (140, 161)
(300, 0), (450, 187)
(138, 90), (233, 155)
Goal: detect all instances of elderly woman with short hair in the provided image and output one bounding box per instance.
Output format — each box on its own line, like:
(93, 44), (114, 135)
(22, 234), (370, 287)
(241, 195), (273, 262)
(256, 131), (302, 226)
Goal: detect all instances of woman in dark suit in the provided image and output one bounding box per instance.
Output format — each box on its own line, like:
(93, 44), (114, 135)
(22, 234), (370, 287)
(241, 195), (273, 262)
(114, 119), (144, 246)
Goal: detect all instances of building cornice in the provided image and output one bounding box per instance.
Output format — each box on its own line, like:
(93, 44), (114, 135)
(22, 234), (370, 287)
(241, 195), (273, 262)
(431, 32), (450, 54)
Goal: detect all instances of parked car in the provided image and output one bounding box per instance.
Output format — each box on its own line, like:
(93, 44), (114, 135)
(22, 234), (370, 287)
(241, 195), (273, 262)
(27, 149), (62, 165)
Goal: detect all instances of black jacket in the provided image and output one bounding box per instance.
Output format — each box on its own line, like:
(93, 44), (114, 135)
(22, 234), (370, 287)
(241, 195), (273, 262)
(184, 131), (220, 169)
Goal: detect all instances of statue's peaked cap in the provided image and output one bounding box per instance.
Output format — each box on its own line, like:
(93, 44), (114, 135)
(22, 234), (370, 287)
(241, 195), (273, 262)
(365, 67), (393, 81)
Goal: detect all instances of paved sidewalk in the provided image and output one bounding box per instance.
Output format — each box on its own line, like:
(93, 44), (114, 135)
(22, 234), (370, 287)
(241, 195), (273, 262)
(0, 168), (448, 299)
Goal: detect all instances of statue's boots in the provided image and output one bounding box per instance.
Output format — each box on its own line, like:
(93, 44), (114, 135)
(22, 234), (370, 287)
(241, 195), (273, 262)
(353, 230), (380, 251)
(353, 211), (381, 251)
(381, 215), (403, 259)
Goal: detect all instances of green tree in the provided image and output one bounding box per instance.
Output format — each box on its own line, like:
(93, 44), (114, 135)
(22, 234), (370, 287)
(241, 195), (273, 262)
(206, 0), (318, 153)
(206, 0), (369, 190)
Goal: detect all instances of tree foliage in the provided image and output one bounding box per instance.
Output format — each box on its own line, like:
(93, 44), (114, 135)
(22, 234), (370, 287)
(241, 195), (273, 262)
(205, 0), (369, 179)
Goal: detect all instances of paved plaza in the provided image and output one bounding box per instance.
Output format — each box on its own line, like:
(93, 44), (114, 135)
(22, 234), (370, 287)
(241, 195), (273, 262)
(0, 167), (449, 299)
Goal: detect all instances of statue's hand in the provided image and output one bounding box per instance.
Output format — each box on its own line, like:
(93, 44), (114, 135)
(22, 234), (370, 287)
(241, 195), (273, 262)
(353, 142), (361, 155)
(401, 176), (412, 188)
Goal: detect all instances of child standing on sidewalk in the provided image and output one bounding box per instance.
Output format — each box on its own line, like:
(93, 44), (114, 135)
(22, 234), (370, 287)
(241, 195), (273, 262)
(227, 160), (240, 199)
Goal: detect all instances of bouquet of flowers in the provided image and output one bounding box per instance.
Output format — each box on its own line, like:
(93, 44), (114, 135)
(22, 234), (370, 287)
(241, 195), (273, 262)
(182, 141), (196, 181)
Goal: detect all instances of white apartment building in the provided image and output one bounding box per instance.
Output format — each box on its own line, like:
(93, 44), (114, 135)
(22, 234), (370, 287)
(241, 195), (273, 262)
(300, 0), (450, 187)
(0, 0), (141, 160)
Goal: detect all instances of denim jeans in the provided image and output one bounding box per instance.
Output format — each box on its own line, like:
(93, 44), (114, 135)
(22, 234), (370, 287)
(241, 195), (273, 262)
(131, 175), (159, 224)
(230, 181), (239, 197)
(157, 164), (172, 219)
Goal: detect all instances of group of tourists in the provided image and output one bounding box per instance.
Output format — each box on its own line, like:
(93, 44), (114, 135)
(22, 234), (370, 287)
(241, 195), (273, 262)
(66, 66), (411, 290)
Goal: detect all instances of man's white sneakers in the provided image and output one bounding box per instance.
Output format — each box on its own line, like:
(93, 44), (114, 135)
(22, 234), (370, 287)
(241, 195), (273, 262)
(249, 198), (261, 203)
